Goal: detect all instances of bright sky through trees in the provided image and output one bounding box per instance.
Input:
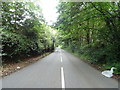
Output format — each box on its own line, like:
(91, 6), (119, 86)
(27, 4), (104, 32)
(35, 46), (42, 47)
(37, 0), (59, 25)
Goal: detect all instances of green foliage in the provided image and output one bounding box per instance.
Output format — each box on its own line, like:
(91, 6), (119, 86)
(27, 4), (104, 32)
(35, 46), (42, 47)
(1, 2), (54, 63)
(55, 2), (120, 74)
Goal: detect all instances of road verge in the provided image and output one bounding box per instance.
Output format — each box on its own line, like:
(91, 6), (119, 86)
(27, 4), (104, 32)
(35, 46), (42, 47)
(1, 52), (52, 77)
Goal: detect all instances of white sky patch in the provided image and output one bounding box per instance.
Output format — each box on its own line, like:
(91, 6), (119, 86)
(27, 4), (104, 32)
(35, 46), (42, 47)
(36, 0), (59, 25)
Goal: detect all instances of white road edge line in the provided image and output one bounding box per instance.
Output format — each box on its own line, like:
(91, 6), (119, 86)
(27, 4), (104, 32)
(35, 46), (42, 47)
(61, 67), (65, 88)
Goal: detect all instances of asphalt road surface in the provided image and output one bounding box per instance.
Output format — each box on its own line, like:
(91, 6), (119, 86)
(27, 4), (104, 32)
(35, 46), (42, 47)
(2, 49), (118, 88)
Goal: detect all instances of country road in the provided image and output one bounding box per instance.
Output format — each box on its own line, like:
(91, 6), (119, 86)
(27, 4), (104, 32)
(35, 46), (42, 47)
(2, 49), (118, 88)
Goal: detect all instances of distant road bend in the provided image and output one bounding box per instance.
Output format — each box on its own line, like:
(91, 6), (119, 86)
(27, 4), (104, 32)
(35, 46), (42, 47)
(2, 48), (118, 88)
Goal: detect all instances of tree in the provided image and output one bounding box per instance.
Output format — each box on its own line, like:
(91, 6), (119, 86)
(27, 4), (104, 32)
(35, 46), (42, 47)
(1, 2), (54, 63)
(55, 2), (120, 73)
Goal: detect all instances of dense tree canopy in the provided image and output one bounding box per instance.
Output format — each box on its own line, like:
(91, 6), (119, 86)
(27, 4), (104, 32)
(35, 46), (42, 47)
(55, 2), (120, 74)
(1, 2), (55, 63)
(0, 1), (120, 74)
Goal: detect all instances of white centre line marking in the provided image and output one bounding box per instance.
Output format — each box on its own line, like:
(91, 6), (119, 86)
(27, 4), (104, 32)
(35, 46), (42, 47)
(61, 67), (65, 89)
(61, 56), (63, 62)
